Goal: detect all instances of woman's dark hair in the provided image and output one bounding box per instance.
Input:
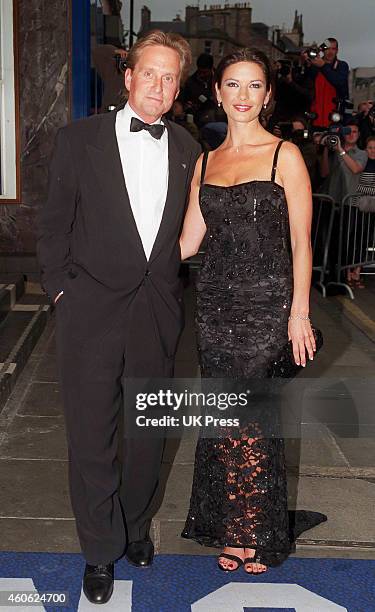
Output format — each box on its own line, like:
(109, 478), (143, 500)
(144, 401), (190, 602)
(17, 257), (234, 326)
(214, 48), (275, 115)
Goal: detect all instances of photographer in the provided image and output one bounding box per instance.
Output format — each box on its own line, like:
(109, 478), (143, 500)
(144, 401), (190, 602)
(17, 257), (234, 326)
(320, 122), (367, 203)
(271, 54), (314, 127)
(290, 117), (319, 188)
(357, 101), (375, 149)
(181, 53), (215, 125)
(306, 37), (349, 128)
(92, 44), (128, 112)
(169, 100), (200, 141)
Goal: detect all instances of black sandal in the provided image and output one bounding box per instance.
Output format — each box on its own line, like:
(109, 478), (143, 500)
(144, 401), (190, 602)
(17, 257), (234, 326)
(217, 552), (244, 572)
(243, 553), (268, 574)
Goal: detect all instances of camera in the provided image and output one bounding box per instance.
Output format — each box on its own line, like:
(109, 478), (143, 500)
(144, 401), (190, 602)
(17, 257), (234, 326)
(292, 129), (310, 143)
(318, 125), (352, 149)
(277, 60), (292, 78)
(306, 39), (330, 60)
(114, 53), (127, 73)
(320, 133), (340, 148)
(305, 111), (318, 122)
(275, 121), (293, 140)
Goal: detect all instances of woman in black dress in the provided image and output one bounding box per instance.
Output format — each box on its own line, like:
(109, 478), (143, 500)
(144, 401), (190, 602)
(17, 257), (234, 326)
(180, 49), (318, 574)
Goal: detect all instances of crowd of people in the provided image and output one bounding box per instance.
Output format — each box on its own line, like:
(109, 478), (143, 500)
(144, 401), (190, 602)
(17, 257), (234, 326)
(93, 37), (375, 291)
(172, 41), (374, 197)
(171, 40), (374, 288)
(93, 38), (375, 212)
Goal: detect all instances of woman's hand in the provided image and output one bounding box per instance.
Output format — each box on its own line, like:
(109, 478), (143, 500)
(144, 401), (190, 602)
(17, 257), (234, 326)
(288, 318), (316, 367)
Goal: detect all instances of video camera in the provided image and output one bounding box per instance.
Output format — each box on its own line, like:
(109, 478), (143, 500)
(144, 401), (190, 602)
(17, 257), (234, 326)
(275, 112), (317, 141)
(313, 103), (353, 148)
(318, 126), (351, 149)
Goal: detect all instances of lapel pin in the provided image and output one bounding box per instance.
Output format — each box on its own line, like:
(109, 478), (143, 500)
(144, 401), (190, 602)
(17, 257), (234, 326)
(182, 163), (187, 169)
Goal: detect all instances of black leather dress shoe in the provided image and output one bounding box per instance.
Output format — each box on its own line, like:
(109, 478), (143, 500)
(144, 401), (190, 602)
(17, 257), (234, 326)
(83, 563), (114, 604)
(125, 539), (154, 567)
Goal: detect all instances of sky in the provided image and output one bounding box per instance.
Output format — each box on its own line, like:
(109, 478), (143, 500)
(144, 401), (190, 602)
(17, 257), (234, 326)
(121, 0), (374, 69)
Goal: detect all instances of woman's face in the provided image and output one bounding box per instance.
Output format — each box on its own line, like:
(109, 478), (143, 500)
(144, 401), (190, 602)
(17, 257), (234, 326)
(215, 61), (271, 125)
(366, 139), (375, 160)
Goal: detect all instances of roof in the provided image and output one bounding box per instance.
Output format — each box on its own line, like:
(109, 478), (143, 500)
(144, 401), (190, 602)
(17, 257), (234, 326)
(139, 21), (187, 35)
(353, 67), (375, 78)
(250, 22), (269, 40)
(279, 35), (301, 53)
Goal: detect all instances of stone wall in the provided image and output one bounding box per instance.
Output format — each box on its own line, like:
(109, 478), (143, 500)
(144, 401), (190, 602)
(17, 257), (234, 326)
(0, 0), (70, 256)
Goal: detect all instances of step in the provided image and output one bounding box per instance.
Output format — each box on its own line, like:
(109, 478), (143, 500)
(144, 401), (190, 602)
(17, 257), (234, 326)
(0, 275), (25, 324)
(0, 295), (50, 413)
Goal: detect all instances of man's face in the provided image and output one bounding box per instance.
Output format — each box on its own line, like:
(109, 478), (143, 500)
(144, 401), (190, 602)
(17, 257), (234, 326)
(358, 102), (368, 114)
(292, 120), (305, 132)
(344, 124), (359, 146)
(125, 45), (181, 123)
(324, 40), (338, 63)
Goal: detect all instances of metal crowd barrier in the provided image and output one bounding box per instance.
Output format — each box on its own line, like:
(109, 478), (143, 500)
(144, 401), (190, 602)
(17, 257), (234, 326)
(311, 194), (337, 297)
(326, 193), (375, 299)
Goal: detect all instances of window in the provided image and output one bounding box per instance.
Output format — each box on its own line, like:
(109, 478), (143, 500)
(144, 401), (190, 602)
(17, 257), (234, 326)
(204, 40), (212, 55)
(0, 0), (19, 202)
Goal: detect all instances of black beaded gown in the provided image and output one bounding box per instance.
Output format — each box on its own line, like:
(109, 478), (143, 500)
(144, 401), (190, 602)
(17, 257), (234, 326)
(182, 142), (325, 567)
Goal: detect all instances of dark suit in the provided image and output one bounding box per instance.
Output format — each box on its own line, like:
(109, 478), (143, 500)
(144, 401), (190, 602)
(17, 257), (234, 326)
(38, 106), (201, 565)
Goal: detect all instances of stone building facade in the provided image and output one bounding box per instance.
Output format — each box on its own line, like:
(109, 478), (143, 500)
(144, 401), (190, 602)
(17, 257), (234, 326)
(350, 67), (375, 110)
(0, 0), (124, 266)
(0, 0), (70, 261)
(139, 3), (288, 71)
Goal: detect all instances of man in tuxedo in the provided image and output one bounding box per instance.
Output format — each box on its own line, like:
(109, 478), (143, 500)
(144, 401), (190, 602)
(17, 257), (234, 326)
(38, 31), (200, 605)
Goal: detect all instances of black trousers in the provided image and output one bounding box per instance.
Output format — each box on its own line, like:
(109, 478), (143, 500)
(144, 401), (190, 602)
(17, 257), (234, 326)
(56, 284), (174, 565)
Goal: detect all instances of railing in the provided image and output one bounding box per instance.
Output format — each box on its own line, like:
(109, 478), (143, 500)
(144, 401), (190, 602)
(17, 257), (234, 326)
(311, 194), (337, 297)
(327, 193), (375, 299)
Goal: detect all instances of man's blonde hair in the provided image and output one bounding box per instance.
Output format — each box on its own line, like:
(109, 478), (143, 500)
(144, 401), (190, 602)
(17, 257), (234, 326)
(126, 30), (192, 84)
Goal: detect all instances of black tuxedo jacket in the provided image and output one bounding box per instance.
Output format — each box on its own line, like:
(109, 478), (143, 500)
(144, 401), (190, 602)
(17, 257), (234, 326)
(37, 107), (201, 358)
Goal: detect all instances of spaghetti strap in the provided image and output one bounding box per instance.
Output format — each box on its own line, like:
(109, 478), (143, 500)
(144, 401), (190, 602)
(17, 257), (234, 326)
(200, 151), (209, 185)
(271, 140), (284, 182)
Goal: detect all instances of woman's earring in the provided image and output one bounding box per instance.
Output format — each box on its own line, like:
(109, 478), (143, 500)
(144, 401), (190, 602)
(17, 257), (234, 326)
(218, 101), (222, 108)
(263, 103), (267, 109)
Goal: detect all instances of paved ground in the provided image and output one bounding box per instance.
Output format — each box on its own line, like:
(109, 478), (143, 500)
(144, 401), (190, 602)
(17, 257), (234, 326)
(0, 277), (374, 562)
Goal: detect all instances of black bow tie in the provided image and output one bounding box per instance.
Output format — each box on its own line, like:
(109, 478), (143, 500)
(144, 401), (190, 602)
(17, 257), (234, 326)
(130, 117), (165, 140)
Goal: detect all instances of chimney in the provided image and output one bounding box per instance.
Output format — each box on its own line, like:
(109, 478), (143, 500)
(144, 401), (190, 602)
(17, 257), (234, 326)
(186, 5), (199, 35)
(141, 5), (151, 31)
(293, 9), (299, 31)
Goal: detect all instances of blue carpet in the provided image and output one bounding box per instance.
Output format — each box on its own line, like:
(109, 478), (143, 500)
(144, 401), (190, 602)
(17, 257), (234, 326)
(0, 552), (374, 611)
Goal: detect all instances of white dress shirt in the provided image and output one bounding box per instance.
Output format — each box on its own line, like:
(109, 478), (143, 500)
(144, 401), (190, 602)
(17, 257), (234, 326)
(115, 103), (169, 260)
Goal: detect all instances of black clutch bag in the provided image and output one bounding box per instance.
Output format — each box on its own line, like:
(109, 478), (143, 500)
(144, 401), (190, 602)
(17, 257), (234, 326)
(268, 327), (323, 378)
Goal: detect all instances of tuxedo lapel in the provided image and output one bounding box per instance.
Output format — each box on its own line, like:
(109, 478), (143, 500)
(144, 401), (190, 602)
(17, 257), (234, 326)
(86, 110), (146, 261)
(149, 118), (188, 263)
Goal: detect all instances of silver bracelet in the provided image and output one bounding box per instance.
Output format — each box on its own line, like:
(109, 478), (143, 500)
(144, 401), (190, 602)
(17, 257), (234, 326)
(288, 314), (310, 321)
